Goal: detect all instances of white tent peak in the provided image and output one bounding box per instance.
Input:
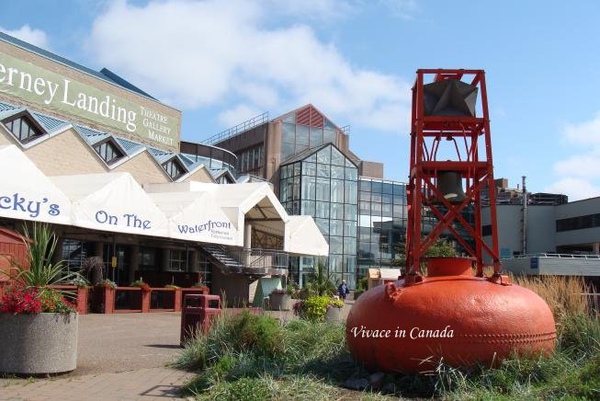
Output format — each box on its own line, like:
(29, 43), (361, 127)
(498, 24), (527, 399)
(50, 172), (169, 236)
(0, 144), (72, 225)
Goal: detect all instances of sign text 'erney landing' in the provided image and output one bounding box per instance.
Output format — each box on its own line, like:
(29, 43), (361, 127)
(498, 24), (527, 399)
(0, 52), (179, 149)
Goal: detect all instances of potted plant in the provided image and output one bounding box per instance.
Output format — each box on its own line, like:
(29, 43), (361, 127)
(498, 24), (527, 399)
(269, 288), (292, 311)
(296, 295), (344, 322)
(191, 279), (209, 294)
(324, 297), (345, 322)
(69, 276), (90, 314)
(130, 278), (152, 312)
(130, 278), (151, 293)
(0, 222), (82, 375)
(90, 278), (117, 314)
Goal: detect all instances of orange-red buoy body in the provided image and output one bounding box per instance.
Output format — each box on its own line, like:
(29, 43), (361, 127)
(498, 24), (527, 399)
(346, 258), (556, 374)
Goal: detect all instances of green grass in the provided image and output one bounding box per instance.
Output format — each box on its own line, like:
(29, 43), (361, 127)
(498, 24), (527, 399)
(173, 280), (600, 401)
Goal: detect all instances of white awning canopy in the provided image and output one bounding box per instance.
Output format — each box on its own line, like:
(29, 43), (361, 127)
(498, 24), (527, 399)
(148, 190), (240, 245)
(146, 181), (289, 246)
(285, 215), (329, 256)
(0, 145), (72, 225)
(50, 172), (169, 237)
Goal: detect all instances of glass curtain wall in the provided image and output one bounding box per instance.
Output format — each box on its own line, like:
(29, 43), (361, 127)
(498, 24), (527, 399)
(357, 178), (407, 280)
(280, 144), (358, 288)
(281, 113), (337, 161)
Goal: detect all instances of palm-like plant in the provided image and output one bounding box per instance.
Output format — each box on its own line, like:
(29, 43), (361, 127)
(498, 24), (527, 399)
(15, 223), (81, 287)
(306, 260), (336, 296)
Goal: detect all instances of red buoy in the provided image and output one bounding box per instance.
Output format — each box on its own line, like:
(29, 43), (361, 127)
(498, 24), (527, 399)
(348, 70), (557, 374)
(346, 257), (556, 373)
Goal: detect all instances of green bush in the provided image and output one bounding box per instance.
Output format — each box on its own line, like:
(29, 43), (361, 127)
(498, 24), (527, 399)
(298, 295), (343, 322)
(227, 312), (285, 357)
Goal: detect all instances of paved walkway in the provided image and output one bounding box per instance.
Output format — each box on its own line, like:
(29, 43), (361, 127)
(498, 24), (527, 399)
(0, 302), (354, 401)
(0, 312), (196, 401)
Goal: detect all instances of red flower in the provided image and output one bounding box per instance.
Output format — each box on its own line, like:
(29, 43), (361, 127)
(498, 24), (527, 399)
(0, 285), (42, 314)
(0, 284), (75, 314)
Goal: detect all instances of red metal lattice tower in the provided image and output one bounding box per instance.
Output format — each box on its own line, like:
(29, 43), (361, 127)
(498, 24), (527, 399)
(405, 69), (500, 281)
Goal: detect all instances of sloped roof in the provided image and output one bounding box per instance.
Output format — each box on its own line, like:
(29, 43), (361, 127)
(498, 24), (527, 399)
(0, 100), (204, 179)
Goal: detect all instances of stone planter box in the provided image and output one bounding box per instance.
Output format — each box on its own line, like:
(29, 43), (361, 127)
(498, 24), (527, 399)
(325, 306), (343, 322)
(269, 292), (292, 311)
(0, 312), (78, 375)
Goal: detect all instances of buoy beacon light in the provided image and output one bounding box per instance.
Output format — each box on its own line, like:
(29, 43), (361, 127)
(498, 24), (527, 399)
(346, 69), (556, 374)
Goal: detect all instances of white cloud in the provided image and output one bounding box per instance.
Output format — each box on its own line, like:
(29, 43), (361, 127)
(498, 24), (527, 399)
(86, 0), (412, 134)
(549, 114), (600, 200)
(563, 112), (600, 145)
(545, 177), (600, 202)
(553, 152), (600, 179)
(378, 0), (419, 20)
(0, 25), (49, 49)
(217, 103), (266, 128)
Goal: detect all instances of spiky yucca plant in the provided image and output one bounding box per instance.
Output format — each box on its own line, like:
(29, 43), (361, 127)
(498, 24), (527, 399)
(16, 222), (80, 287)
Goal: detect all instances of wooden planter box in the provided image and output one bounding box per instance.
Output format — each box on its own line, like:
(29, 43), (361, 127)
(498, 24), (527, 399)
(76, 287), (89, 314)
(0, 312), (78, 375)
(90, 286), (115, 314)
(114, 287), (150, 313)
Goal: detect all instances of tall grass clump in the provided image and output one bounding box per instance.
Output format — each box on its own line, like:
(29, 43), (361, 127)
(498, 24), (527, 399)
(174, 276), (600, 400)
(444, 274), (600, 400)
(514, 274), (599, 354)
(173, 310), (360, 399)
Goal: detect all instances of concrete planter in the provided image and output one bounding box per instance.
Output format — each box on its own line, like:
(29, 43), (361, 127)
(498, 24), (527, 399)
(0, 312), (78, 375)
(269, 293), (292, 311)
(325, 306), (342, 322)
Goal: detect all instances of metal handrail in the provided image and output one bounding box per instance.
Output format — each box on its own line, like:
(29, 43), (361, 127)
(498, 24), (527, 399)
(204, 244), (288, 271)
(202, 112), (269, 145)
(512, 253), (600, 260)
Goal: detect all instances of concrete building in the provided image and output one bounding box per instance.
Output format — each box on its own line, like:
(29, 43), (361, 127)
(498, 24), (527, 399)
(0, 31), (328, 306)
(198, 105), (416, 288)
(482, 179), (600, 287)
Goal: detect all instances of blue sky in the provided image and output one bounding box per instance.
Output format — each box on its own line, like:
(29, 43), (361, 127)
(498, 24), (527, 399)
(2, 0), (600, 200)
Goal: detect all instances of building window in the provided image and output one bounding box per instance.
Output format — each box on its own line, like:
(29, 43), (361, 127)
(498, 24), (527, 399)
(168, 249), (186, 271)
(60, 239), (96, 273)
(2, 114), (45, 144)
(163, 158), (185, 180)
(138, 247), (158, 271)
(94, 139), (125, 165)
(238, 145), (264, 174)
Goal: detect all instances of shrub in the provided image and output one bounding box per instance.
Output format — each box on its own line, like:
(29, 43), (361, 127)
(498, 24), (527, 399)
(130, 279), (151, 292)
(298, 295), (343, 322)
(227, 311), (285, 357)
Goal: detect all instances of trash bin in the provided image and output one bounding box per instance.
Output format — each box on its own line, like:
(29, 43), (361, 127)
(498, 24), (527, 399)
(180, 294), (221, 346)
